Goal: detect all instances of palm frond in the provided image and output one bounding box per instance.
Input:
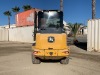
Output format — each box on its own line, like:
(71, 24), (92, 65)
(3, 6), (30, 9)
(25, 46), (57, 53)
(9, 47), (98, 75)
(3, 11), (11, 16)
(12, 6), (20, 13)
(22, 5), (32, 11)
(67, 23), (81, 38)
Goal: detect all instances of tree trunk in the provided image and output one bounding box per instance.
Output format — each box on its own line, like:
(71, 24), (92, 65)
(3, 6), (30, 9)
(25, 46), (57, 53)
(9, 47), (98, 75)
(8, 16), (10, 28)
(92, 0), (96, 19)
(60, 0), (63, 11)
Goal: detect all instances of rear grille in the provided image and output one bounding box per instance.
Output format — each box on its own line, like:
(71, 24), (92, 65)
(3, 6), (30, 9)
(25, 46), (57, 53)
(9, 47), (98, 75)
(48, 48), (53, 50)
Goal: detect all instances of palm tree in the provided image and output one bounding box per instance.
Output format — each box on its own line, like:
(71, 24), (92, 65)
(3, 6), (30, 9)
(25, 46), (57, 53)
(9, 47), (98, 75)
(12, 6), (20, 24)
(3, 11), (11, 28)
(22, 5), (32, 11)
(92, 0), (96, 19)
(12, 6), (20, 14)
(68, 23), (81, 42)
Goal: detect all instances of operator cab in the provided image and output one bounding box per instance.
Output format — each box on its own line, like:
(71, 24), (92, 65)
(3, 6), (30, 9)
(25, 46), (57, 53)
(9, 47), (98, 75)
(35, 10), (64, 34)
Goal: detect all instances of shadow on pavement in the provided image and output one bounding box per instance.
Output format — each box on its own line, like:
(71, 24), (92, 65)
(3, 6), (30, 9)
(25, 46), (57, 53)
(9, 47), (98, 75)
(0, 47), (31, 56)
(74, 42), (87, 51)
(40, 59), (60, 63)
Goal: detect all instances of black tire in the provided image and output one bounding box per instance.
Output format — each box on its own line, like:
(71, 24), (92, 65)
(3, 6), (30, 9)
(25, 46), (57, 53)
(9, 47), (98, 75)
(60, 57), (69, 64)
(32, 54), (41, 64)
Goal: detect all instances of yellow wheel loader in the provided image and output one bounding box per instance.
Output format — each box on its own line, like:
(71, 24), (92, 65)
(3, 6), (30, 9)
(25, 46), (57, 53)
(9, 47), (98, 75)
(32, 10), (70, 64)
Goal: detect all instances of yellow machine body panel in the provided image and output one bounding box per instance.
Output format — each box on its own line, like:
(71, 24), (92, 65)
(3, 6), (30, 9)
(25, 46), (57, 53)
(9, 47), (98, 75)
(32, 49), (69, 56)
(32, 33), (70, 59)
(35, 33), (68, 50)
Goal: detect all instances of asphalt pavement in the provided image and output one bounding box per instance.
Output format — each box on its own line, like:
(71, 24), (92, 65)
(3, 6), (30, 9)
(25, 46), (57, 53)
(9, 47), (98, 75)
(0, 42), (100, 75)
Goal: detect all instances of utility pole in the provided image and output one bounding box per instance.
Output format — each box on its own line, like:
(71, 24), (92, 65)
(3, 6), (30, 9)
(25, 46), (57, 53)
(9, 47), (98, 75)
(60, 0), (63, 11)
(92, 0), (96, 19)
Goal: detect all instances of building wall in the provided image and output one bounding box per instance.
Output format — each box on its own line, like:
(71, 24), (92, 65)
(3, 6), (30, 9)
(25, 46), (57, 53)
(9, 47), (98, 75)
(9, 26), (34, 43)
(83, 28), (87, 35)
(0, 28), (8, 41)
(87, 19), (100, 52)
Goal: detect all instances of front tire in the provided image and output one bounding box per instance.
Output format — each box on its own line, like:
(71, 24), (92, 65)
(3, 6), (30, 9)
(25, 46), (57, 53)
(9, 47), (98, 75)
(32, 54), (41, 64)
(60, 57), (69, 64)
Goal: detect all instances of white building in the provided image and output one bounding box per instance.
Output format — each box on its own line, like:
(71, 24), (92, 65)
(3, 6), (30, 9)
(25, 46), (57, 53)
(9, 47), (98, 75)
(0, 24), (16, 29)
(63, 21), (70, 34)
(79, 25), (87, 35)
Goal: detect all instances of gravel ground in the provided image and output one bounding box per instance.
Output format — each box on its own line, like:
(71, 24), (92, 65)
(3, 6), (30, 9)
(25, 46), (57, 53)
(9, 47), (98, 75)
(0, 41), (100, 75)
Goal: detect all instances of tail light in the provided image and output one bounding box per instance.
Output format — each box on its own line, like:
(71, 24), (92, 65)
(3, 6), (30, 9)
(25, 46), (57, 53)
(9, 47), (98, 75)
(62, 51), (69, 54)
(33, 51), (40, 54)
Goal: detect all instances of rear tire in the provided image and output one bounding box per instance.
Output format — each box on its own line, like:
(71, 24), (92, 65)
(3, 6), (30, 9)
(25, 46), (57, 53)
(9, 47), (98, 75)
(60, 57), (69, 64)
(32, 54), (41, 64)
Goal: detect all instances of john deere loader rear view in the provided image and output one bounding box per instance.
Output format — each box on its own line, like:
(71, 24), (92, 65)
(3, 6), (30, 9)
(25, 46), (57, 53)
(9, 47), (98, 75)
(32, 10), (70, 64)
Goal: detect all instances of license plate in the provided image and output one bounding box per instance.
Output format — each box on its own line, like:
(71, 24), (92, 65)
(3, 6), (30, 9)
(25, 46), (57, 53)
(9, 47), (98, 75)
(45, 50), (57, 56)
(49, 52), (53, 56)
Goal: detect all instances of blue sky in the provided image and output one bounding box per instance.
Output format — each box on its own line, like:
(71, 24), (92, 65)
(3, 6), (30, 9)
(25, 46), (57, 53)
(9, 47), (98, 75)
(0, 0), (100, 26)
